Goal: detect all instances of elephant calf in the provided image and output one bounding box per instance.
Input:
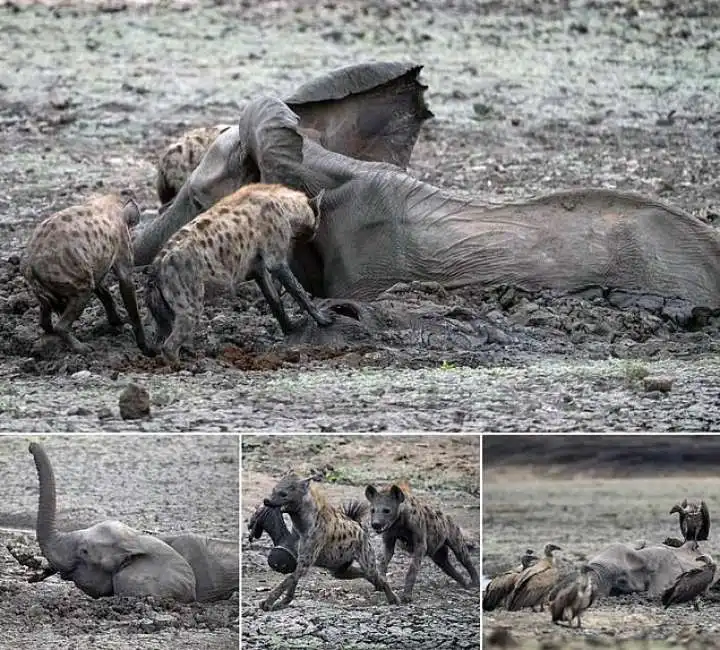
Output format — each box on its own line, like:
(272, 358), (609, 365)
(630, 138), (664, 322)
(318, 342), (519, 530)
(29, 442), (238, 602)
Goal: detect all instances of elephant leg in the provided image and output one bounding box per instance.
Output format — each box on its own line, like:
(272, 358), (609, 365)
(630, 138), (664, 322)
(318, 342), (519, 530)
(113, 553), (196, 602)
(270, 261), (334, 328)
(247, 504), (300, 574)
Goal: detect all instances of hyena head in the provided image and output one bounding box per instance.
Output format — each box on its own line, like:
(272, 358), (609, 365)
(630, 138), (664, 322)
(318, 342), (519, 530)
(293, 189), (325, 242)
(365, 484), (405, 534)
(264, 473), (313, 513)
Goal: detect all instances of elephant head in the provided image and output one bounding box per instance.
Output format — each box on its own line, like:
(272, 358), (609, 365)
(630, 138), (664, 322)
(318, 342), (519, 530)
(132, 61), (433, 267)
(28, 442), (196, 601)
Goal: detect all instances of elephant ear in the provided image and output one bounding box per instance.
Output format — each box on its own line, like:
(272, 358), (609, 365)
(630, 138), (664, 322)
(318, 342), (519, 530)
(85, 521), (147, 574)
(239, 97), (306, 191)
(285, 61), (433, 169)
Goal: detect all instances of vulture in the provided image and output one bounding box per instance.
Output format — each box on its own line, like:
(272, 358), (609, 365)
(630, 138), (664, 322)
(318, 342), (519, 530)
(483, 549), (539, 611)
(506, 543), (562, 612)
(549, 564), (597, 628)
(661, 554), (716, 610)
(670, 499), (710, 542)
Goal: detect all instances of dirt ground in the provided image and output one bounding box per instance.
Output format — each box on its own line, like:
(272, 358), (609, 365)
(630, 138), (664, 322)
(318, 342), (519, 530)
(241, 435), (480, 649)
(0, 435), (239, 650)
(483, 436), (720, 649)
(0, 0), (719, 430)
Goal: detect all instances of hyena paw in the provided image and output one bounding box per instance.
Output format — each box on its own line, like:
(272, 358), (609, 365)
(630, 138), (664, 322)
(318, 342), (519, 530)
(260, 598), (286, 612)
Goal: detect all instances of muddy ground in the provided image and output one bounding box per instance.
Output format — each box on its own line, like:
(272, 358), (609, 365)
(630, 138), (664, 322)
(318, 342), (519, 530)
(241, 435), (480, 649)
(0, 435), (239, 650)
(0, 0), (719, 430)
(483, 436), (720, 649)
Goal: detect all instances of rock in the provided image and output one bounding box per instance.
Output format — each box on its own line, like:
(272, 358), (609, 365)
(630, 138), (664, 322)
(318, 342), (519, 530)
(118, 383), (151, 420)
(71, 369), (92, 381)
(642, 376), (673, 393)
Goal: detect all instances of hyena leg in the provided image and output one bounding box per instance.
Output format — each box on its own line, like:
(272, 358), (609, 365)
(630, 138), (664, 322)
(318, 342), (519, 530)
(271, 261), (334, 327)
(38, 297), (54, 334)
(162, 310), (195, 368)
(54, 292), (94, 354)
(249, 261), (294, 334)
(431, 544), (469, 587)
(260, 535), (320, 611)
(115, 262), (155, 357)
(356, 533), (400, 605)
(401, 541), (427, 603)
(448, 534), (480, 588)
(94, 283), (123, 328)
(331, 562), (365, 580)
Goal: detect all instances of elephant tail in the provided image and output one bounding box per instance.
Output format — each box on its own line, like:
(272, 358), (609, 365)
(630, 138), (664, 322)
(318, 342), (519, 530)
(145, 263), (175, 334)
(342, 499), (369, 524)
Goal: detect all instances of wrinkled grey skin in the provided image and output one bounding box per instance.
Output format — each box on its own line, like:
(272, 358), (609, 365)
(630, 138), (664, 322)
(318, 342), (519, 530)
(29, 442), (238, 602)
(133, 61), (720, 330)
(585, 540), (712, 598)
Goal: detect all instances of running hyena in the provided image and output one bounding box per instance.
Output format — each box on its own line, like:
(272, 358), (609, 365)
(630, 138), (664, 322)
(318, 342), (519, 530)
(156, 124), (232, 206)
(144, 183), (334, 367)
(259, 474), (400, 611)
(22, 192), (154, 357)
(365, 483), (480, 603)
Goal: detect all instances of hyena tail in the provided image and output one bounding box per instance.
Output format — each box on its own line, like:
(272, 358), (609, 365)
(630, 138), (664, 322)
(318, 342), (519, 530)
(342, 499), (370, 523)
(145, 264), (175, 336)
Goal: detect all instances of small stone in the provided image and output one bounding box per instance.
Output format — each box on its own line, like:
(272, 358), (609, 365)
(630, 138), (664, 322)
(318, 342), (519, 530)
(67, 406), (92, 416)
(71, 370), (92, 381)
(97, 407), (113, 420)
(642, 376), (673, 393)
(118, 383), (151, 420)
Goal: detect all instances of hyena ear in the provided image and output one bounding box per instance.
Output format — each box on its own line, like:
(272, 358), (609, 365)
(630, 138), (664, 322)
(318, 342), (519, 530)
(390, 485), (405, 504)
(308, 189), (325, 219)
(121, 198), (141, 229)
(300, 477), (313, 492)
(365, 485), (378, 501)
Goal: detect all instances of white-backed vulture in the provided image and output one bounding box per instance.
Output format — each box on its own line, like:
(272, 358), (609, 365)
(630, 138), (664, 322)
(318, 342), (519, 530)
(550, 564), (597, 628)
(670, 499), (710, 542)
(482, 549), (539, 611)
(506, 543), (561, 611)
(661, 554), (716, 610)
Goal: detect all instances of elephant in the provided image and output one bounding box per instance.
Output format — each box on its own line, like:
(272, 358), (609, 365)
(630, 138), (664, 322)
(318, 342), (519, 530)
(583, 540), (714, 598)
(28, 442), (239, 602)
(132, 60), (720, 333)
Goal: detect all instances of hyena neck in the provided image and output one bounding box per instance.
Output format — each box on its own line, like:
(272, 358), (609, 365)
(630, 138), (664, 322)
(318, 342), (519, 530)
(289, 492), (323, 536)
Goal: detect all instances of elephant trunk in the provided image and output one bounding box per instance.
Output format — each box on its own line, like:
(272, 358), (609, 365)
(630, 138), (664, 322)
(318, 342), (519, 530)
(132, 183), (205, 266)
(29, 443), (75, 573)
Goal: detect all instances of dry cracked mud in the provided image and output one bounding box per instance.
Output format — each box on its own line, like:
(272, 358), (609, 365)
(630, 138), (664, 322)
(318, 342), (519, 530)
(0, 0), (718, 431)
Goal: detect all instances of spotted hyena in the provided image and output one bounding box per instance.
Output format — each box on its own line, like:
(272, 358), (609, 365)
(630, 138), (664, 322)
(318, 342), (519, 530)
(22, 192), (154, 356)
(258, 474), (400, 611)
(156, 124), (232, 206)
(145, 183), (333, 366)
(365, 483), (480, 603)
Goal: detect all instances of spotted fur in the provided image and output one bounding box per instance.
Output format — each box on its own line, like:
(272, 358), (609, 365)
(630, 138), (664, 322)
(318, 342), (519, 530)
(145, 183), (332, 367)
(22, 192), (153, 356)
(259, 474), (400, 611)
(365, 482), (480, 603)
(156, 125), (232, 206)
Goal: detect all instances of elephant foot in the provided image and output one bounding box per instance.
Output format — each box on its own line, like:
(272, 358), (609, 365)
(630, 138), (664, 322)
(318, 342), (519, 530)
(248, 504), (300, 574)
